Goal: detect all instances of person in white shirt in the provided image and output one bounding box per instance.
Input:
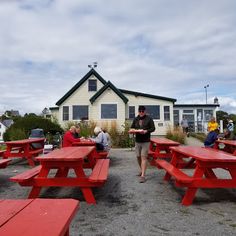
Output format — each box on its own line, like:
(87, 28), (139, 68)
(91, 126), (109, 151)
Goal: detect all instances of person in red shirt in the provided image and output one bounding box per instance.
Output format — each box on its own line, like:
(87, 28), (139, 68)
(62, 126), (80, 147)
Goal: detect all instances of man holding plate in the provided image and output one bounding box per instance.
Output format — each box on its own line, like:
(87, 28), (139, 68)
(130, 105), (155, 183)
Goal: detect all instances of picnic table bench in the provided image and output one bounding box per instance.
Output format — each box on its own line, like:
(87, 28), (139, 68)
(0, 198), (79, 236)
(3, 138), (44, 166)
(10, 147), (110, 204)
(156, 146), (236, 206)
(0, 159), (11, 169)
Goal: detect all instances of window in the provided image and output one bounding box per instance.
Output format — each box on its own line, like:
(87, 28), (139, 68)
(101, 104), (117, 119)
(204, 110), (213, 121)
(164, 106), (170, 121)
(174, 110), (179, 126)
(129, 106), (135, 119)
(88, 79), (97, 91)
(144, 105), (160, 119)
(197, 109), (203, 121)
(73, 105), (88, 120)
(62, 106), (69, 121)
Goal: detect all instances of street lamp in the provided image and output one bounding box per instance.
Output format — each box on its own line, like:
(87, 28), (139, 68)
(204, 84), (209, 104)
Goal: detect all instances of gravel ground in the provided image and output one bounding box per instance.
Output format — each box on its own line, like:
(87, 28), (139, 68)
(1, 144), (236, 236)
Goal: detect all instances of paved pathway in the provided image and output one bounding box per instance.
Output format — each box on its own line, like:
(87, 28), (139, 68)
(185, 136), (203, 146)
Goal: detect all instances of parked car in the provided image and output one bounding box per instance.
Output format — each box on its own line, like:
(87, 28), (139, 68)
(29, 128), (45, 139)
(29, 128), (53, 154)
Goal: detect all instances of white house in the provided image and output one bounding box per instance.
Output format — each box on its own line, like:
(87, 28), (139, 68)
(50, 69), (177, 135)
(0, 122), (7, 141)
(174, 103), (220, 133)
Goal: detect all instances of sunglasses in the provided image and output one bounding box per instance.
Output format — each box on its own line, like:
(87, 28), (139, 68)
(139, 110), (145, 113)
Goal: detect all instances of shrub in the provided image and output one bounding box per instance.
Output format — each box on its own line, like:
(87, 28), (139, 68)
(166, 126), (186, 144)
(3, 115), (63, 141)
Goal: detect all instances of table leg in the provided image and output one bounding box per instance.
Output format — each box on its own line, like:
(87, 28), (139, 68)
(81, 188), (96, 204)
(28, 167), (50, 198)
(55, 167), (69, 177)
(182, 188), (199, 206)
(74, 167), (96, 204)
(182, 165), (204, 206)
(27, 157), (35, 167)
(28, 187), (42, 198)
(164, 151), (178, 181)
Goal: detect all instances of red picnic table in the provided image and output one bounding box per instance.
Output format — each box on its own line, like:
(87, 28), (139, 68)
(72, 139), (96, 146)
(10, 146), (110, 204)
(72, 139), (109, 159)
(214, 139), (236, 155)
(148, 138), (180, 164)
(155, 146), (236, 206)
(3, 138), (45, 167)
(0, 198), (79, 236)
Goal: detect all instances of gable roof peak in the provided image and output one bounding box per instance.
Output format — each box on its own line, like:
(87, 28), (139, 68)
(56, 69), (107, 106)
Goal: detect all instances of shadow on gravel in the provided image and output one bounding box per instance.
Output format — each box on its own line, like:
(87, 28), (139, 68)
(171, 181), (236, 205)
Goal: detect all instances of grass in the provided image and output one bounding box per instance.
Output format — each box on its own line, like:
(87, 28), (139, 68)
(165, 126), (186, 144)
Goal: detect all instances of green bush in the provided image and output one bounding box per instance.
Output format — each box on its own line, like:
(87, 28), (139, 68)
(3, 115), (63, 141)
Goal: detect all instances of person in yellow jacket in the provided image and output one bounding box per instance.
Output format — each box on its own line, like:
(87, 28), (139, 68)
(207, 117), (219, 132)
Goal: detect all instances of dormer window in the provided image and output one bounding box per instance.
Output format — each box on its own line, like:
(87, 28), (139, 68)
(88, 79), (97, 91)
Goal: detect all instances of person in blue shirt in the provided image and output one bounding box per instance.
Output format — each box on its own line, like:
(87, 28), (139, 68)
(204, 129), (219, 147)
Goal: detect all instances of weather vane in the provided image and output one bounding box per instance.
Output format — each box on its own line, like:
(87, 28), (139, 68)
(88, 62), (98, 69)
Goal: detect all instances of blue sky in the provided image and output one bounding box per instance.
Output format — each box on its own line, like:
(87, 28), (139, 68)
(1, 0), (236, 115)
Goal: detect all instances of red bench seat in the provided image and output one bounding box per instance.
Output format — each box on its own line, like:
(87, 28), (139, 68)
(10, 165), (41, 186)
(0, 159), (11, 168)
(89, 159), (110, 183)
(155, 159), (193, 184)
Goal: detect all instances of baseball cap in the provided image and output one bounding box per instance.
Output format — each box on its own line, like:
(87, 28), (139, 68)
(138, 105), (146, 112)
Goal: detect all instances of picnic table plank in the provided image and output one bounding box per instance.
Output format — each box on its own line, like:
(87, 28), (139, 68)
(0, 198), (79, 236)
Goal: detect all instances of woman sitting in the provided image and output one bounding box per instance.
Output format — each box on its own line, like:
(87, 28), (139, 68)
(90, 126), (109, 151)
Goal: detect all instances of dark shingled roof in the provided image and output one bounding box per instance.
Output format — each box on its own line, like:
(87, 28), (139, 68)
(90, 81), (128, 104)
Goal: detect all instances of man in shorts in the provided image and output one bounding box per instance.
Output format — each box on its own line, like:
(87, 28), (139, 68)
(131, 105), (155, 183)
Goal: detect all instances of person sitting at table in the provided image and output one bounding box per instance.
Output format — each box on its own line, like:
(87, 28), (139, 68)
(73, 124), (81, 139)
(204, 129), (219, 148)
(62, 126), (80, 147)
(207, 117), (219, 132)
(90, 126), (109, 151)
(102, 127), (112, 149)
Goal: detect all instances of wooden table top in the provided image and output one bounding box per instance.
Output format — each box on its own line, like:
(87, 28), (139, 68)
(151, 137), (180, 145)
(36, 146), (95, 161)
(170, 146), (236, 162)
(0, 198), (79, 236)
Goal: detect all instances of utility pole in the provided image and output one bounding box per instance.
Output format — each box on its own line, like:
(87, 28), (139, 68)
(204, 84), (209, 104)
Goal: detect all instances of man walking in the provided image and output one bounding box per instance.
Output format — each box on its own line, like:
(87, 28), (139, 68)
(130, 105), (155, 183)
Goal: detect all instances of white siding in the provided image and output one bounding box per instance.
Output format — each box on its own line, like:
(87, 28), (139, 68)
(124, 93), (174, 135)
(0, 122), (7, 141)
